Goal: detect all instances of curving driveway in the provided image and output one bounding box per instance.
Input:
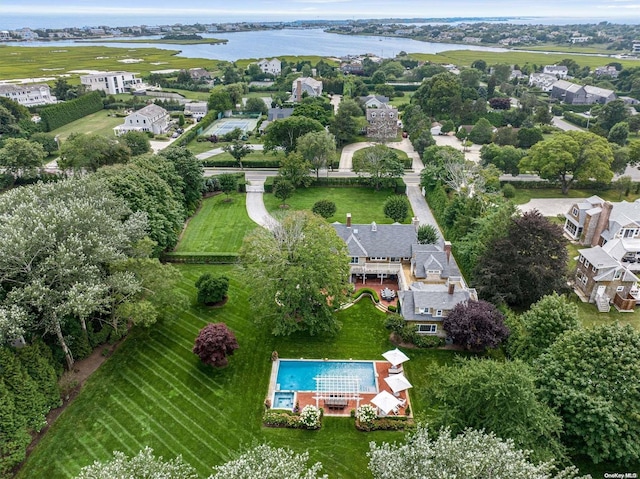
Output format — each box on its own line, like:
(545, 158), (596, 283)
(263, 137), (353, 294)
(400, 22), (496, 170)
(338, 138), (424, 172)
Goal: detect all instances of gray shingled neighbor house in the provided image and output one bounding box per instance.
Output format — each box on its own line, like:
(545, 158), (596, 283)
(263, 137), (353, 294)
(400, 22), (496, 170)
(564, 196), (640, 311)
(332, 214), (477, 337)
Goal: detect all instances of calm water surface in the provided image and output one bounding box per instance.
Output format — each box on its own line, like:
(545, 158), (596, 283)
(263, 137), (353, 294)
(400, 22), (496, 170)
(14, 28), (509, 61)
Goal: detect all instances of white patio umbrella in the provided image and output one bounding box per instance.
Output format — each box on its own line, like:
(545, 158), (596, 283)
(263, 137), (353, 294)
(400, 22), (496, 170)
(382, 348), (410, 367)
(371, 390), (401, 415)
(384, 374), (413, 394)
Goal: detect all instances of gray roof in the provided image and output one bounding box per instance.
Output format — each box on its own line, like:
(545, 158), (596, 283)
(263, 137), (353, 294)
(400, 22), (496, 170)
(332, 223), (416, 258)
(399, 282), (473, 322)
(267, 108), (294, 121)
(594, 266), (639, 282)
(584, 85), (615, 99)
(411, 244), (461, 279)
(552, 80), (584, 93)
(360, 95), (390, 104)
(0, 83), (50, 94)
(136, 103), (168, 118)
(579, 246), (619, 269)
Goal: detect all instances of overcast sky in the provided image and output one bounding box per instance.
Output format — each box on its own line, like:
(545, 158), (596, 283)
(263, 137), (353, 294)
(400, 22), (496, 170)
(2, 0), (640, 21)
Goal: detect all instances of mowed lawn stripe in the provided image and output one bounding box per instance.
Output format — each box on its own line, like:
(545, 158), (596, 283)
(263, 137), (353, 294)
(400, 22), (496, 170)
(130, 350), (232, 421)
(119, 369), (234, 455)
(108, 382), (211, 471)
(175, 193), (256, 253)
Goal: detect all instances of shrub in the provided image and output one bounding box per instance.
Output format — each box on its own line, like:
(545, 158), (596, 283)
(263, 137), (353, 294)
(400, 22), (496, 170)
(353, 287), (380, 303)
(502, 183), (516, 198)
(311, 199), (337, 219)
(195, 274), (229, 305)
(383, 195), (410, 223)
(355, 404), (377, 425)
(40, 91), (104, 131)
(192, 322), (239, 367)
(417, 224), (439, 244)
(299, 405), (322, 429)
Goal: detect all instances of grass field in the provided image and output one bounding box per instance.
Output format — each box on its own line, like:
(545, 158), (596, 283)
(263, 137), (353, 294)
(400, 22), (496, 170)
(263, 187), (414, 224)
(174, 193), (257, 253)
(0, 46), (226, 81)
(511, 187), (640, 205)
(50, 110), (124, 140)
(17, 266), (461, 478)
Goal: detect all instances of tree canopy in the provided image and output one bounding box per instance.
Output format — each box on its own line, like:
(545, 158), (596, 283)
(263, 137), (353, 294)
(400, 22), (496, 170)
(192, 322), (239, 367)
(75, 447), (198, 479)
(507, 293), (580, 362)
(536, 324), (640, 465)
(211, 444), (327, 479)
(519, 131), (614, 194)
(240, 211), (350, 336)
(474, 210), (568, 308)
(442, 299), (509, 351)
(368, 426), (586, 479)
(59, 133), (131, 172)
(296, 130), (336, 178)
(0, 179), (148, 369)
(352, 145), (405, 190)
(432, 358), (565, 462)
(263, 116), (324, 154)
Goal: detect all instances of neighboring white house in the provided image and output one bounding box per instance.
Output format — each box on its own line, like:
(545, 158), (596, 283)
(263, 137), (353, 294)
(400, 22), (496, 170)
(255, 58), (281, 76)
(114, 104), (170, 136)
(81, 71), (143, 95)
(528, 73), (557, 92)
(0, 83), (56, 107)
(543, 65), (569, 78)
(291, 77), (323, 102)
(184, 101), (208, 120)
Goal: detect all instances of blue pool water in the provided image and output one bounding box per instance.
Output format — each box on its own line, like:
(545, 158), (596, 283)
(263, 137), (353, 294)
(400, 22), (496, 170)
(273, 391), (295, 409)
(276, 360), (377, 392)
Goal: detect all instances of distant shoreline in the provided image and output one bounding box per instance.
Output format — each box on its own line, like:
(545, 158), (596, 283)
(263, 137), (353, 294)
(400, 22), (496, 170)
(83, 38), (228, 45)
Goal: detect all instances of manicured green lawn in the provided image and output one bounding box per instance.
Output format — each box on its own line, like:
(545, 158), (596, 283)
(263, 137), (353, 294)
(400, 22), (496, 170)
(18, 265), (462, 478)
(174, 193), (256, 253)
(511, 187), (640, 205)
(50, 110), (124, 140)
(264, 187), (414, 224)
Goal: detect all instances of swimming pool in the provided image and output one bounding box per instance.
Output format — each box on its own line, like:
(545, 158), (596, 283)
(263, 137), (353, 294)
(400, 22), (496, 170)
(276, 360), (377, 393)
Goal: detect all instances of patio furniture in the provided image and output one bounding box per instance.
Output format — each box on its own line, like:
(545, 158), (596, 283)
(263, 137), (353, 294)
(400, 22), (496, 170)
(388, 365), (403, 374)
(324, 394), (348, 410)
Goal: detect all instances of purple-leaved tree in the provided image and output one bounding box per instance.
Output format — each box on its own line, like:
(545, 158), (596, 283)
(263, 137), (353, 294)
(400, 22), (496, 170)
(443, 300), (509, 351)
(193, 323), (239, 367)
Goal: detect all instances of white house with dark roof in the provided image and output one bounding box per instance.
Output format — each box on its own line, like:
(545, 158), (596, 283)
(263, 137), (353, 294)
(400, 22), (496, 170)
(114, 104), (170, 135)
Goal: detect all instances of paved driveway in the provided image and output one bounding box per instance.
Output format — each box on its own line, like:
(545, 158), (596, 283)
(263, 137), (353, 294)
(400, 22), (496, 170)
(517, 198), (576, 217)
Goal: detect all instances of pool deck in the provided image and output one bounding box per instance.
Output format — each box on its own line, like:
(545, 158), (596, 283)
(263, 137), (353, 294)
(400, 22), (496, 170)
(268, 359), (411, 417)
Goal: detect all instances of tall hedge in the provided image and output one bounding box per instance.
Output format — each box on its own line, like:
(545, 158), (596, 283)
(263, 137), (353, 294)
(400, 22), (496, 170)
(40, 91), (104, 132)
